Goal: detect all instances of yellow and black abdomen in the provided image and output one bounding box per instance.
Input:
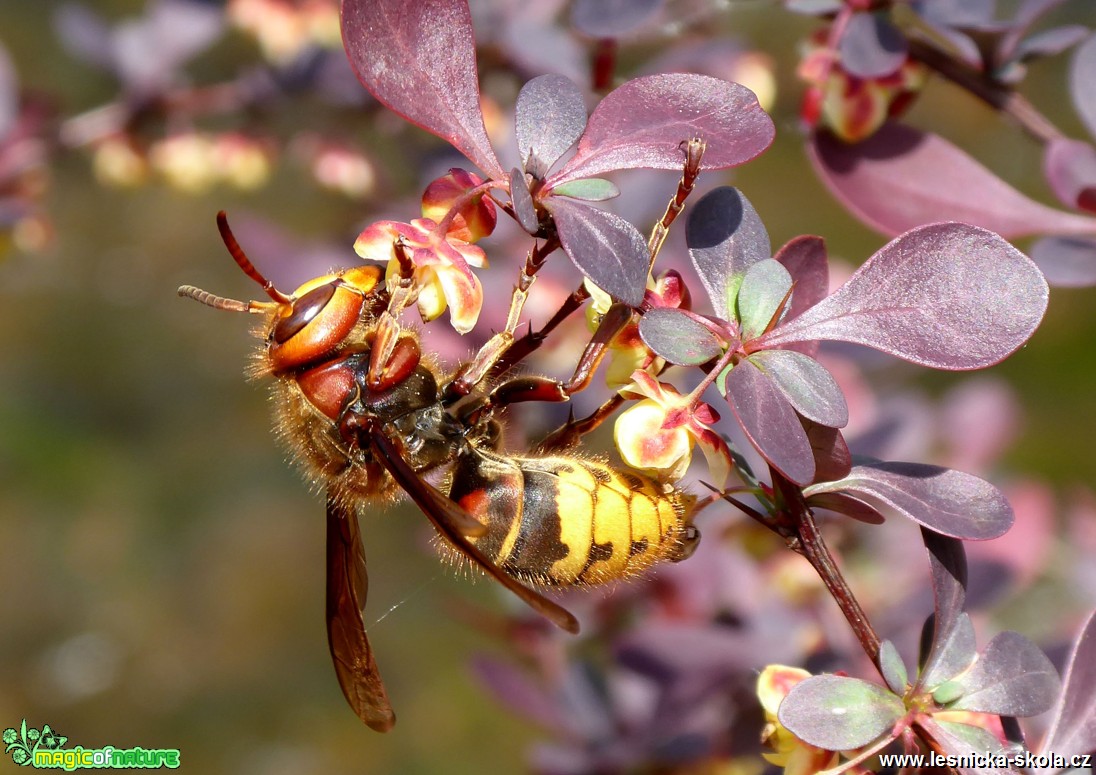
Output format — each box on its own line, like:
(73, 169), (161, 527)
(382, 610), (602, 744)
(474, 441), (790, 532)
(446, 448), (698, 587)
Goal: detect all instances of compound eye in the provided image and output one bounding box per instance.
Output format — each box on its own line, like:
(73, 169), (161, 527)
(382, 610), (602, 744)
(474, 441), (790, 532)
(274, 283), (337, 344)
(671, 525), (701, 562)
(268, 281), (365, 372)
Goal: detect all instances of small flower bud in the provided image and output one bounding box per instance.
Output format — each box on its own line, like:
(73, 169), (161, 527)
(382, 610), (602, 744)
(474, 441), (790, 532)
(421, 168), (497, 243)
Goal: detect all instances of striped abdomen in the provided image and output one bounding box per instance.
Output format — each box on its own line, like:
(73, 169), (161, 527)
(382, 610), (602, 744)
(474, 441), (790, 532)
(446, 448), (698, 586)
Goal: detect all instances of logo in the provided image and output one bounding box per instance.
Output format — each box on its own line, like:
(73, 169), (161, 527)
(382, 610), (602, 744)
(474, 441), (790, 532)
(3, 721), (180, 770)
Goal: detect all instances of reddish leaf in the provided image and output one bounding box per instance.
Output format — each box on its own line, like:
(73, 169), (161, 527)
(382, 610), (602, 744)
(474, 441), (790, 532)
(773, 236), (829, 357)
(916, 531), (970, 692)
(775, 236), (829, 323)
(545, 197), (648, 307)
(809, 124), (1096, 239)
(804, 421), (852, 484)
(725, 358), (815, 485)
(747, 350), (848, 428)
(1042, 608), (1096, 760)
(951, 631), (1060, 717)
(341, 0), (503, 179)
(917, 717), (1013, 774)
(546, 74), (774, 188)
(805, 462), (1013, 540)
(509, 168), (539, 234)
(756, 222), (1049, 370)
(806, 491), (885, 523)
(920, 613), (977, 695)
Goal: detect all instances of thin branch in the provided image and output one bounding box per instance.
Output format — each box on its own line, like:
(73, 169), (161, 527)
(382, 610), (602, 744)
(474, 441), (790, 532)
(906, 36), (1066, 146)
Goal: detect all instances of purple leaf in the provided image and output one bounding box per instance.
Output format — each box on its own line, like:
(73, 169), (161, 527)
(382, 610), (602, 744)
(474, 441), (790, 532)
(804, 421), (852, 484)
(920, 612), (977, 692)
(54, 4), (114, 70)
(804, 461), (1013, 540)
(1012, 25), (1090, 64)
(725, 358), (815, 485)
(779, 674), (905, 751)
(1044, 138), (1096, 212)
(1042, 608), (1096, 760)
(809, 124), (1096, 239)
(748, 350), (848, 428)
(570, 0), (663, 38)
(638, 308), (723, 366)
(615, 621), (767, 680)
(470, 655), (568, 732)
(917, 530), (969, 691)
(807, 491), (885, 523)
(58, 1), (223, 92)
(737, 259), (791, 339)
(914, 0), (995, 27)
(1070, 34), (1096, 141)
(773, 236), (829, 357)
(756, 222), (1049, 371)
(499, 17), (586, 87)
(951, 631), (1060, 717)
(839, 12), (909, 79)
(1030, 236), (1096, 287)
(918, 717), (1013, 774)
(687, 186), (771, 319)
(341, 0), (504, 179)
(776, 236), (829, 324)
(1011, 0), (1070, 36)
(509, 169), (539, 235)
(997, 0), (1076, 64)
(116, 0), (224, 91)
(547, 74), (774, 188)
(515, 74), (586, 177)
(545, 197), (648, 307)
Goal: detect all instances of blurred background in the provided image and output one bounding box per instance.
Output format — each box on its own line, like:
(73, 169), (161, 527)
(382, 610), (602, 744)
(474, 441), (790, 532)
(2, 1), (1095, 773)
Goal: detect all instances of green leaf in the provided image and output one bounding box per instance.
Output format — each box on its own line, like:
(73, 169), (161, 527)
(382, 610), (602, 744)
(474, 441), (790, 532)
(879, 640), (909, 695)
(736, 259), (791, 339)
(550, 178), (620, 201)
(932, 680), (965, 705)
(638, 308), (724, 366)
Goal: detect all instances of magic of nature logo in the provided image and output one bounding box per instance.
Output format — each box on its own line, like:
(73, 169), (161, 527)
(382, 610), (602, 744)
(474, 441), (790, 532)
(3, 720), (180, 769)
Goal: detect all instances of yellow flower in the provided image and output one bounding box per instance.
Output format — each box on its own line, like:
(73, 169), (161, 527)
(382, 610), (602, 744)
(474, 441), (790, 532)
(758, 665), (840, 775)
(354, 218), (486, 333)
(615, 371), (732, 488)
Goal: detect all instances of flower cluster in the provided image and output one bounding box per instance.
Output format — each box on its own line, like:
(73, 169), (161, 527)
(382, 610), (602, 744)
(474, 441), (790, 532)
(353, 169), (497, 333)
